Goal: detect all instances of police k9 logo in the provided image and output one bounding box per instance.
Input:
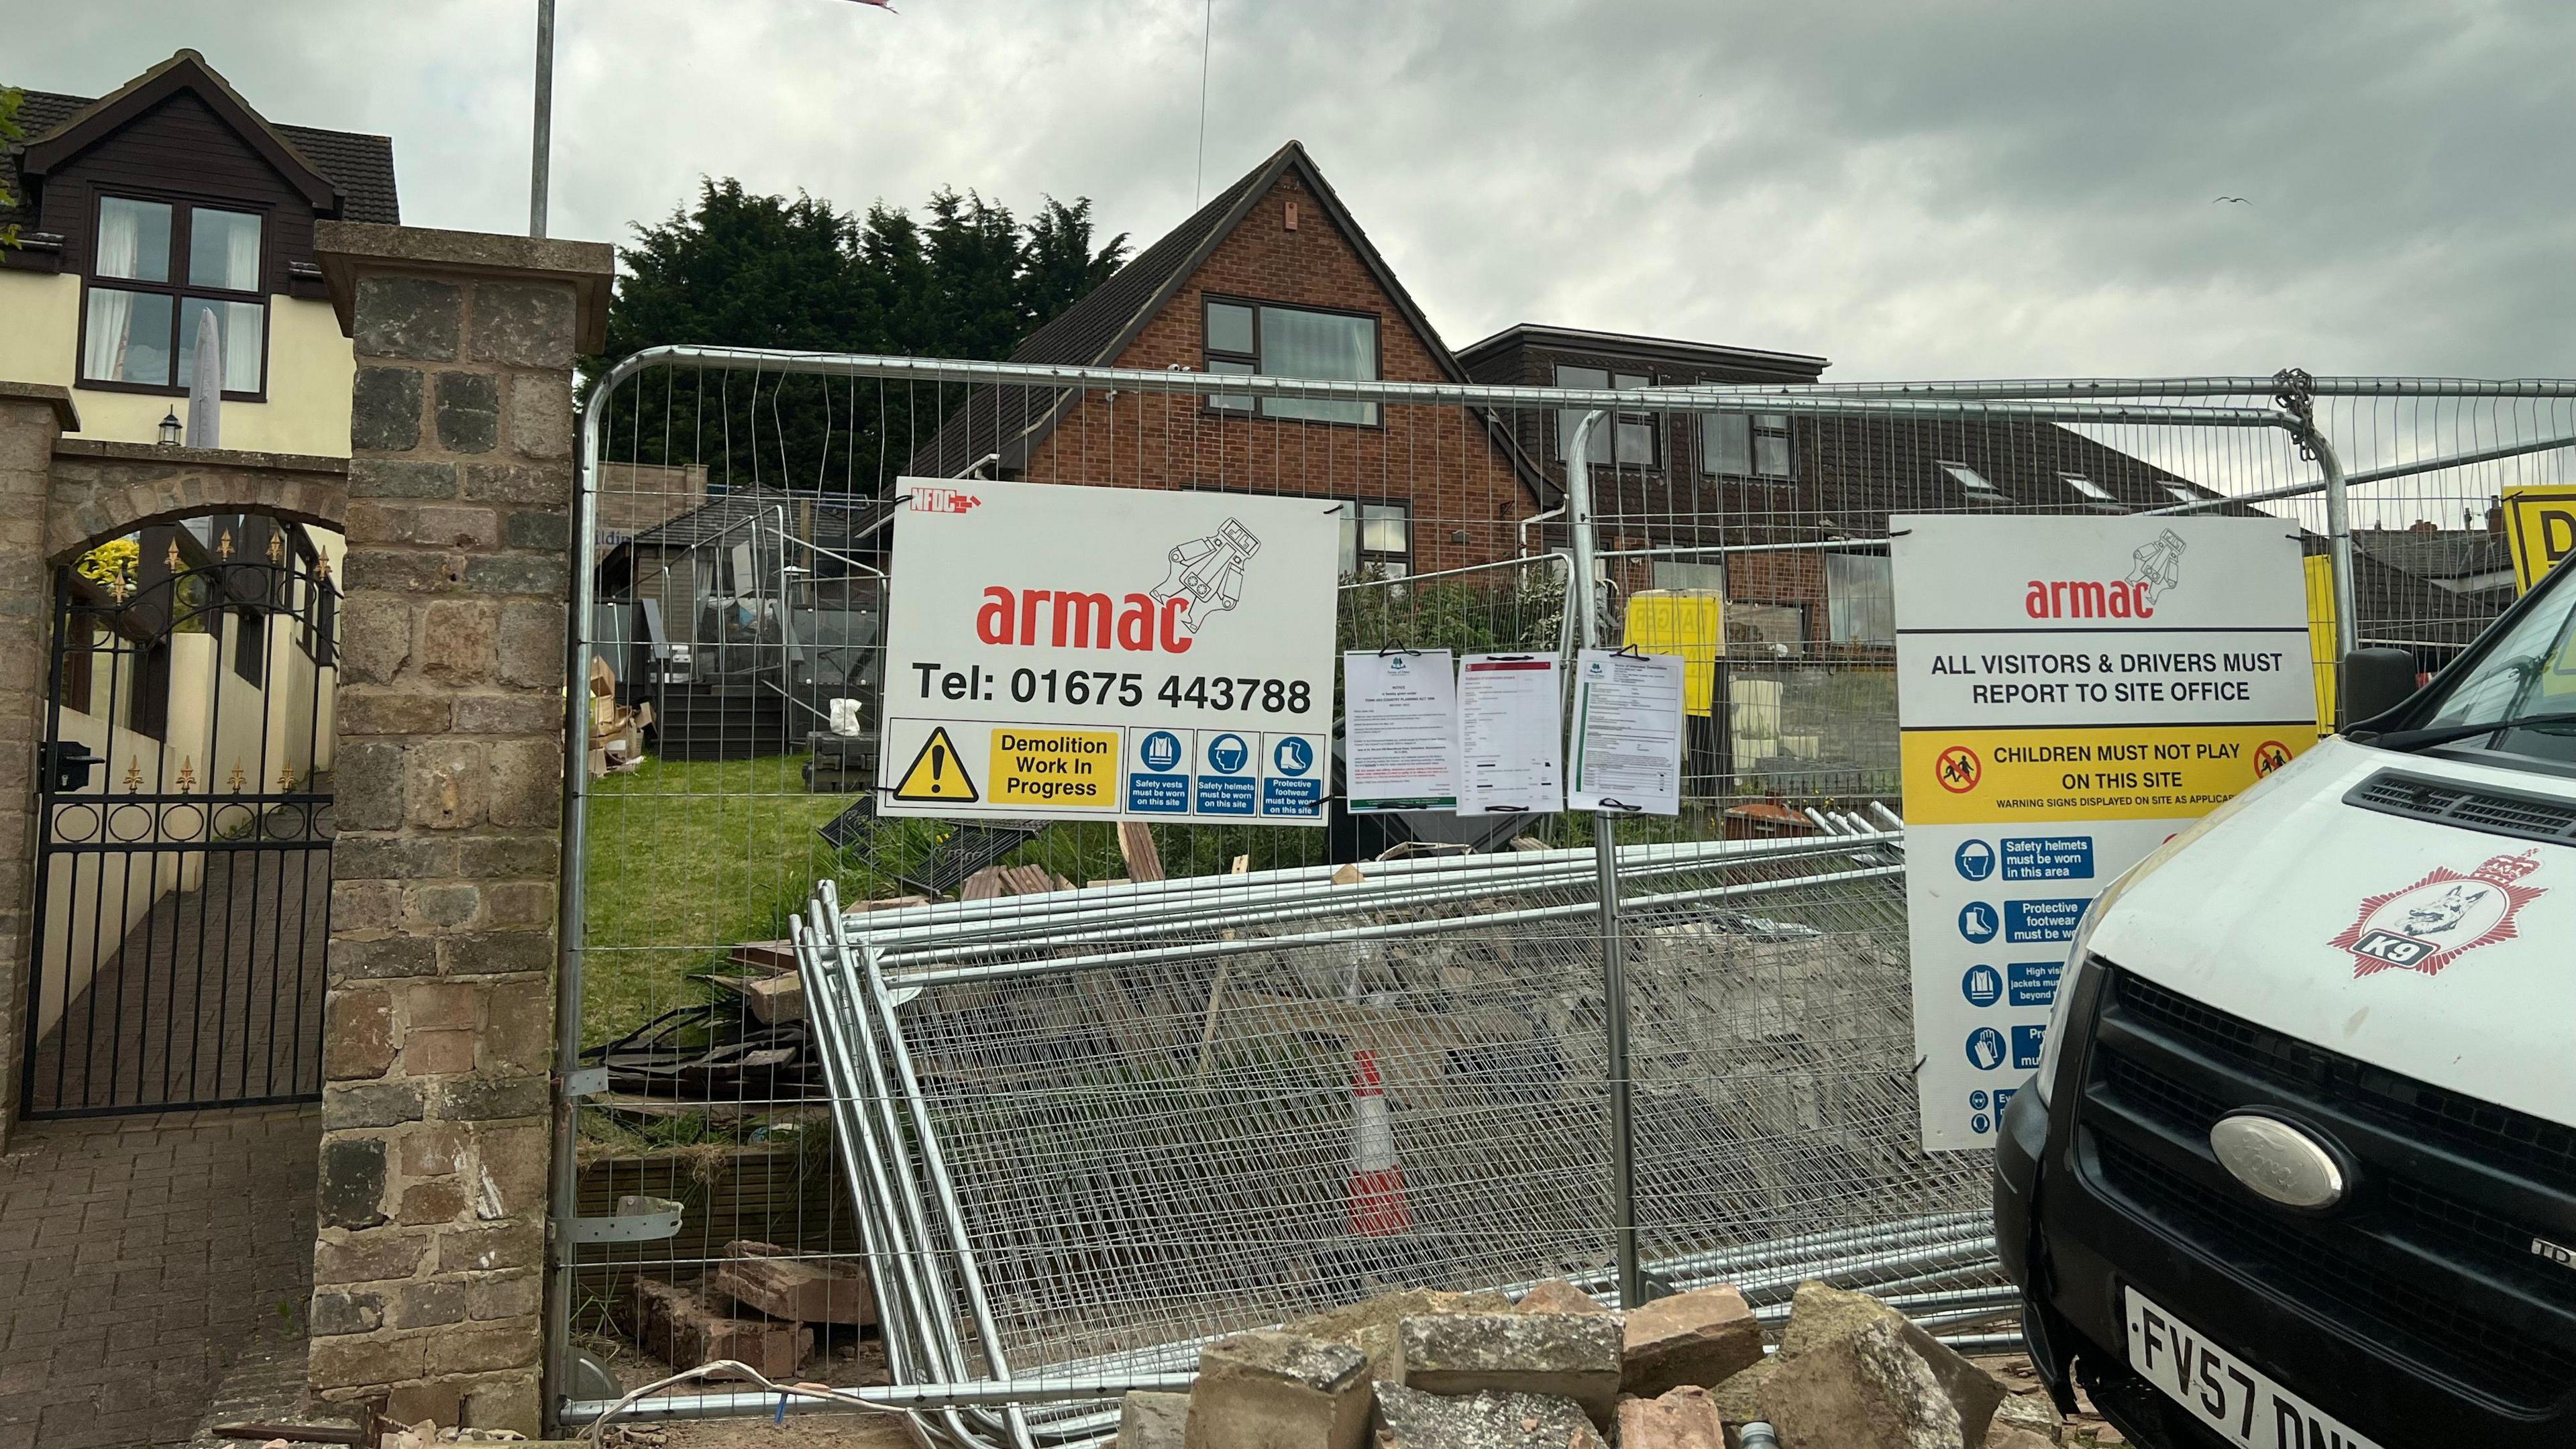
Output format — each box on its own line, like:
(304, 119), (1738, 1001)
(2330, 851), (2546, 979)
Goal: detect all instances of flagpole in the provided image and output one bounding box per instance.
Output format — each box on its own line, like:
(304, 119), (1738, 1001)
(530, 0), (555, 237)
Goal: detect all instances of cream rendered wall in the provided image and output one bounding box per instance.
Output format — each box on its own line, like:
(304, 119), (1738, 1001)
(0, 270), (352, 458)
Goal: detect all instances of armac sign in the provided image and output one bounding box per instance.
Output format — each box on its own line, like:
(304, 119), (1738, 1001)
(875, 478), (1340, 826)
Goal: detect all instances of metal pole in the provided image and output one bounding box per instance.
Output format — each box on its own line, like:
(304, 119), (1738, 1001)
(529, 0), (555, 238)
(1560, 409), (1644, 1309)
(2313, 432), (2361, 718)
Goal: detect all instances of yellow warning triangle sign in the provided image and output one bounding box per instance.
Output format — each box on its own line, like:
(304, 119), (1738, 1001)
(892, 727), (979, 803)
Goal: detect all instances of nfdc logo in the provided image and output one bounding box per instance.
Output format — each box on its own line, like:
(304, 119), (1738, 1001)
(1935, 746), (1982, 794)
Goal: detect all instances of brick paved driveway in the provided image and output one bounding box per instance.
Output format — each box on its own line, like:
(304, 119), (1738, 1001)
(0, 1106), (320, 1449)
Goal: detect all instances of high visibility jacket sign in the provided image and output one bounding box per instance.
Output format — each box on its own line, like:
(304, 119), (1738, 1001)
(876, 478), (1339, 826)
(1891, 516), (2316, 1151)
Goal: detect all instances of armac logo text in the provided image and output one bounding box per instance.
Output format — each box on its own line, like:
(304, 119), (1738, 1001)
(2023, 528), (2189, 621)
(976, 588), (1197, 653)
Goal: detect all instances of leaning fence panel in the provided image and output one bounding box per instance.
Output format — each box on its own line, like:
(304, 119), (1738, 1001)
(555, 352), (2576, 1432)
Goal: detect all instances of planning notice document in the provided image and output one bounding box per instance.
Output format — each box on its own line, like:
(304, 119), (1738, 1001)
(1456, 653), (1564, 814)
(1344, 649), (1460, 812)
(1568, 648), (1684, 814)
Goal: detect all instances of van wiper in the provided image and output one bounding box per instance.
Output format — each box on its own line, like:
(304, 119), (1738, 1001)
(2361, 711), (2576, 751)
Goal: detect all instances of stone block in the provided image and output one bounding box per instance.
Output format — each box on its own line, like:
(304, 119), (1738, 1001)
(1186, 1331), (1372, 1449)
(462, 461), (570, 505)
(470, 280), (578, 367)
(488, 738), (562, 828)
(457, 834), (557, 879)
(460, 1373), (541, 1434)
(352, 366), (423, 450)
(443, 930), (555, 978)
(464, 551), (566, 596)
(400, 1122), (468, 1177)
(315, 1227), (434, 1285)
(1985, 1428), (2053, 1449)
(406, 1026), (477, 1075)
(408, 882), (482, 930)
(506, 372), (572, 458)
(390, 1277), (471, 1328)
(404, 740), (488, 829)
(333, 740), (406, 830)
(399, 1177), (470, 1225)
(502, 507), (568, 551)
(496, 598), (565, 688)
(710, 1240), (873, 1325)
(435, 370), (500, 453)
(469, 1269), (544, 1322)
(309, 1330), (428, 1389)
(1988, 1395), (2062, 1445)
(309, 1289), (385, 1336)
(323, 989), (395, 1079)
(407, 980), (479, 1028)
(355, 276), (462, 360)
(1617, 1385), (1728, 1449)
(1764, 1316), (1959, 1449)
(439, 1220), (543, 1274)
(1112, 1392), (1187, 1449)
(335, 935), (437, 981)
(623, 1277), (812, 1381)
(1287, 1287), (1513, 1382)
(319, 1138), (388, 1229)
(1370, 1384), (1605, 1449)
(347, 458), (460, 500)
(1775, 1282), (2002, 1444)
(337, 594), (414, 687)
(424, 1319), (542, 1377)
(337, 690), (452, 737)
(453, 693), (559, 735)
(1624, 1284), (1764, 1396)
(344, 547), (465, 592)
(439, 1073), (547, 1121)
(482, 879), (554, 930)
(324, 1080), (425, 1130)
(334, 878), (405, 934)
(420, 600), (499, 688)
(1392, 1312), (1622, 1424)
(1515, 1279), (1607, 1316)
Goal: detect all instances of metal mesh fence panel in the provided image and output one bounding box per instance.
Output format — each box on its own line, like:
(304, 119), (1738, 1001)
(556, 352), (2576, 1434)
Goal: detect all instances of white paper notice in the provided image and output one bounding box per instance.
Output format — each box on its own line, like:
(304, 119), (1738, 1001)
(1344, 650), (1460, 812)
(1456, 654), (1564, 815)
(1568, 649), (1684, 814)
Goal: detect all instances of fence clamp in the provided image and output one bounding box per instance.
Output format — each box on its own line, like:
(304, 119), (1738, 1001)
(561, 1065), (610, 1099)
(572, 1193), (684, 1244)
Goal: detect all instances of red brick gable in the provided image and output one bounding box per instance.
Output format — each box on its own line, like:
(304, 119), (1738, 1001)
(1017, 169), (1538, 574)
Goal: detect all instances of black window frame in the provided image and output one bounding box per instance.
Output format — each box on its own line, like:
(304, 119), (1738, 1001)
(1701, 411), (1794, 482)
(76, 190), (273, 402)
(1340, 498), (1413, 579)
(1552, 364), (1659, 468)
(1200, 295), (1385, 427)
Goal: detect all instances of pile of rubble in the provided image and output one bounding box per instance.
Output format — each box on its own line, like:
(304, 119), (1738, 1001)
(1118, 1279), (2065, 1449)
(615, 1240), (873, 1381)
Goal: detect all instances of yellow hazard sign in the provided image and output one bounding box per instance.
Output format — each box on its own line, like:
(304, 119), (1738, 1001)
(987, 727), (1120, 810)
(1900, 724), (2312, 825)
(892, 727), (979, 802)
(2502, 484), (2576, 596)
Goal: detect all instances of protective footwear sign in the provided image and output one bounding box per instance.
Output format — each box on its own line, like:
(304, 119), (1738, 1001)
(1892, 515), (2316, 1150)
(876, 477), (1340, 824)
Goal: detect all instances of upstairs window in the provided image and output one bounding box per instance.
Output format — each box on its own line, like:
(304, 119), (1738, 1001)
(1340, 500), (1411, 578)
(1703, 412), (1793, 479)
(82, 197), (267, 397)
(1941, 461), (2005, 500)
(2061, 472), (2118, 506)
(1203, 298), (1380, 425)
(2163, 483), (2201, 504)
(1553, 366), (1658, 466)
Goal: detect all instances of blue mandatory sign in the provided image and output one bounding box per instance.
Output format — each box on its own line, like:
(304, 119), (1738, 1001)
(1272, 736), (1315, 776)
(1957, 901), (2000, 945)
(2011, 1024), (2048, 1071)
(2005, 898), (2090, 943)
(1969, 1090), (1990, 1112)
(1954, 839), (1996, 881)
(1972, 1114), (1992, 1134)
(1965, 1028), (2008, 1072)
(1961, 964), (2004, 1008)
(1207, 733), (1251, 775)
(1140, 730), (1185, 771)
(2006, 960), (2063, 1008)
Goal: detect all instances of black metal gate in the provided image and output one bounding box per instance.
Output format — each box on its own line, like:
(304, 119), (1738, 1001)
(23, 519), (337, 1117)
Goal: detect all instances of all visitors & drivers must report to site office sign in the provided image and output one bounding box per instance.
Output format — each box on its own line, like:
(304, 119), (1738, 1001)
(875, 478), (1339, 826)
(1893, 515), (2316, 1150)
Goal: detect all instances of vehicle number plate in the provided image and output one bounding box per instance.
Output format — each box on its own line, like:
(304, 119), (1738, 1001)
(2124, 1289), (2383, 1449)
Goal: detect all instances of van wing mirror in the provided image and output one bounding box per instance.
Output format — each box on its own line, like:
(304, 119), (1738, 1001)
(2342, 647), (2420, 728)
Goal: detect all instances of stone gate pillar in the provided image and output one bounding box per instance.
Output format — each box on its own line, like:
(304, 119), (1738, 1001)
(305, 223), (611, 1432)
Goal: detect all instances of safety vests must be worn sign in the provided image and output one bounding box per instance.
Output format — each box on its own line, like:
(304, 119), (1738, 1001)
(1891, 515), (2318, 1152)
(875, 478), (1340, 825)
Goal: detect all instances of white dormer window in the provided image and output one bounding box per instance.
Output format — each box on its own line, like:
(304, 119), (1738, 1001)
(2163, 484), (2200, 504)
(2061, 472), (2117, 504)
(1941, 462), (2002, 498)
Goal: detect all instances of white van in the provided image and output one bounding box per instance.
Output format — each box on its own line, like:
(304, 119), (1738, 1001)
(1996, 551), (2576, 1448)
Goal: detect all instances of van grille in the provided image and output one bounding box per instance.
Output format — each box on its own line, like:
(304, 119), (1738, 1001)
(2346, 769), (2576, 847)
(2082, 967), (2576, 1414)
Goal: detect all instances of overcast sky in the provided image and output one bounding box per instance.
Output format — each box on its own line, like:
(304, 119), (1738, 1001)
(19, 1), (2576, 383)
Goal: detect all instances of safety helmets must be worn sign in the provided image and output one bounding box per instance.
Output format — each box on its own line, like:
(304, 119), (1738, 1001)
(875, 478), (1340, 825)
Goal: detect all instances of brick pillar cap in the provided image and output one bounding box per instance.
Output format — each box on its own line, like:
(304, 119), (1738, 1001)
(0, 381), (79, 433)
(313, 221), (615, 353)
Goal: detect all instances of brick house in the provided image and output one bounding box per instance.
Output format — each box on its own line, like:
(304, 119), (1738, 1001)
(914, 141), (1554, 577)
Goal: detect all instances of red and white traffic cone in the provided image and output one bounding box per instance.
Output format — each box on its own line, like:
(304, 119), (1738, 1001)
(1346, 1049), (1412, 1237)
